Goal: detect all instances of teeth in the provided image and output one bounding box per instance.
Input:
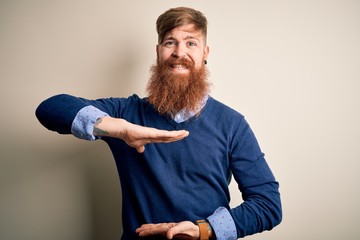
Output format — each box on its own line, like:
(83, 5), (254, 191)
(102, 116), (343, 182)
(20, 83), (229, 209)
(172, 65), (186, 70)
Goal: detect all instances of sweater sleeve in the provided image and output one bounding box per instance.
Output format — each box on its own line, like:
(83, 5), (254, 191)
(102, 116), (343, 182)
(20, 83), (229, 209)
(35, 94), (112, 138)
(227, 118), (282, 238)
(35, 94), (91, 134)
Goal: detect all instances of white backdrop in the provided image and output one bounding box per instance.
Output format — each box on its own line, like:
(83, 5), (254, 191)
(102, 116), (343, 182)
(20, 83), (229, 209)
(1, 0), (359, 239)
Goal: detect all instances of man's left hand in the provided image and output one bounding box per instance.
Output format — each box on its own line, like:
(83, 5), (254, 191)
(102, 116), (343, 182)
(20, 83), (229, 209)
(135, 221), (199, 239)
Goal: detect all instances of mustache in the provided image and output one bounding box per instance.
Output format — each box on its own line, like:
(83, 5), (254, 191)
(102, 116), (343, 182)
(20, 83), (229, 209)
(160, 57), (194, 69)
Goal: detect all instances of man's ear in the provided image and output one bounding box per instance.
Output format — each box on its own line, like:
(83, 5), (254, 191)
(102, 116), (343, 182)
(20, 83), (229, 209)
(156, 44), (160, 59)
(204, 45), (210, 62)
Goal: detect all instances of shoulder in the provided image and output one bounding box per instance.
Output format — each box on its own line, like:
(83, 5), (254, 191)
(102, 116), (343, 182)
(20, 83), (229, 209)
(120, 94), (148, 104)
(121, 94), (151, 109)
(207, 96), (245, 119)
(204, 97), (252, 134)
(97, 94), (148, 108)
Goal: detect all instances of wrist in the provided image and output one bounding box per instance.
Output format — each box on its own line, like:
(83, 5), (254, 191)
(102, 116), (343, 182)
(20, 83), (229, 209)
(208, 223), (215, 239)
(195, 220), (215, 240)
(93, 116), (127, 139)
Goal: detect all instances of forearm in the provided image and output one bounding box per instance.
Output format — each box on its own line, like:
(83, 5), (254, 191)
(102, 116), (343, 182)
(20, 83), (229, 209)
(230, 181), (282, 238)
(226, 118), (282, 237)
(207, 181), (281, 240)
(93, 116), (127, 139)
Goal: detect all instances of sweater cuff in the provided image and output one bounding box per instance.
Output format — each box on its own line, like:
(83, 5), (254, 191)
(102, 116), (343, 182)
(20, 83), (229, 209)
(207, 207), (237, 240)
(71, 105), (109, 141)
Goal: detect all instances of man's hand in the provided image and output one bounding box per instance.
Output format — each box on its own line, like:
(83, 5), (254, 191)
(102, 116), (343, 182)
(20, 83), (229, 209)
(135, 221), (199, 239)
(93, 116), (189, 153)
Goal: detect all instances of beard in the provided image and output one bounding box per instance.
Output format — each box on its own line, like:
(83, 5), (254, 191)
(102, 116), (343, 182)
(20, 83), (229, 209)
(146, 57), (210, 116)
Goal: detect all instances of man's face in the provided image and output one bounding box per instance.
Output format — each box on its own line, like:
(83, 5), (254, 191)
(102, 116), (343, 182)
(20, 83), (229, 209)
(147, 23), (210, 116)
(156, 23), (209, 73)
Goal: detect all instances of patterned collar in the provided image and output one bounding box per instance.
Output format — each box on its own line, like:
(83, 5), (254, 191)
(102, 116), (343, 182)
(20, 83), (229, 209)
(173, 95), (209, 123)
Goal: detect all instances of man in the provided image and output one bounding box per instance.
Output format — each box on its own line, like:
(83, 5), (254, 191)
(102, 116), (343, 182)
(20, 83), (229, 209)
(36, 7), (282, 240)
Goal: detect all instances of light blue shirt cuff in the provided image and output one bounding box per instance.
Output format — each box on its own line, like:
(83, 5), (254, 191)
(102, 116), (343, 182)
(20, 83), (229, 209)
(71, 105), (109, 141)
(207, 207), (237, 240)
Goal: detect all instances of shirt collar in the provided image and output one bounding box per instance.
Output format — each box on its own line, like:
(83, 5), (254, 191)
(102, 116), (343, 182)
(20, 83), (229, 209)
(173, 95), (209, 123)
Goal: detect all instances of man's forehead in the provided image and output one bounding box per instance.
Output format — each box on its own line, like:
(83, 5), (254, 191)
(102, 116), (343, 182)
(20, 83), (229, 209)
(164, 24), (205, 40)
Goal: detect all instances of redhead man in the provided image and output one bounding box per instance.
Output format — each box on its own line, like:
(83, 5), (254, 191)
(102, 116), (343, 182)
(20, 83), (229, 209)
(36, 7), (282, 240)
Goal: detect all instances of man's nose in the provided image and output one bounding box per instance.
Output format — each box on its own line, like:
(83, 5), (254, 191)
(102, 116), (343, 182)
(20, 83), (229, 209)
(172, 43), (187, 58)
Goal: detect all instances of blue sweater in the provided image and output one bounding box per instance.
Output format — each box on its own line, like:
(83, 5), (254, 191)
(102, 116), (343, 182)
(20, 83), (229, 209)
(36, 94), (282, 239)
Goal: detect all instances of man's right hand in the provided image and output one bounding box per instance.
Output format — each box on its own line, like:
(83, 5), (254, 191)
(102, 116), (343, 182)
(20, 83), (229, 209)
(93, 116), (189, 153)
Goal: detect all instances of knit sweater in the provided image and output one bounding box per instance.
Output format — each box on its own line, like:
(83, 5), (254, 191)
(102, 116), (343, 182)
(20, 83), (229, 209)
(35, 94), (282, 239)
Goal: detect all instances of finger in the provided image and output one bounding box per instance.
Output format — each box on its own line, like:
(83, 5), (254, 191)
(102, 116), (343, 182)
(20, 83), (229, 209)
(135, 223), (156, 233)
(136, 223), (174, 237)
(136, 145), (145, 153)
(152, 130), (189, 139)
(167, 130), (190, 138)
(132, 130), (189, 152)
(149, 130), (190, 142)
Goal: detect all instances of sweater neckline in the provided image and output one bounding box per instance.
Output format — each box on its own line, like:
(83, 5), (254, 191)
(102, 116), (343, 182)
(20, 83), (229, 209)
(163, 96), (214, 130)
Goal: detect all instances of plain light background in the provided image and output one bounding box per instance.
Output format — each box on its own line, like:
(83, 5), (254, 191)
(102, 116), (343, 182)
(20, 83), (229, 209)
(1, 0), (359, 239)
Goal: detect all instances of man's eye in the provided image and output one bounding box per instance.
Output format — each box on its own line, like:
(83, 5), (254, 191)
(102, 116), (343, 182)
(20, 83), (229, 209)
(164, 41), (175, 47)
(187, 41), (197, 47)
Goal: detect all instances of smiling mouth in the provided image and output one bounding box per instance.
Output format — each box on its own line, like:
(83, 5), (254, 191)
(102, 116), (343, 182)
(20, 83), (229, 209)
(170, 64), (188, 70)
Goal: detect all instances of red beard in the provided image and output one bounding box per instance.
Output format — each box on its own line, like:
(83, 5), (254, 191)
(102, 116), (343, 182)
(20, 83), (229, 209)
(146, 57), (210, 116)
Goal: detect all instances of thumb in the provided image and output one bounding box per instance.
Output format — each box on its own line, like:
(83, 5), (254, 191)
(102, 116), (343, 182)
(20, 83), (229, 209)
(136, 145), (145, 153)
(166, 224), (181, 239)
(166, 222), (196, 239)
(166, 229), (175, 239)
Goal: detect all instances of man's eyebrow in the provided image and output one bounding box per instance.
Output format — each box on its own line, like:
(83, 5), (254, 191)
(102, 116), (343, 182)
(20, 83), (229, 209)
(184, 35), (200, 41)
(163, 36), (176, 41)
(163, 35), (201, 41)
